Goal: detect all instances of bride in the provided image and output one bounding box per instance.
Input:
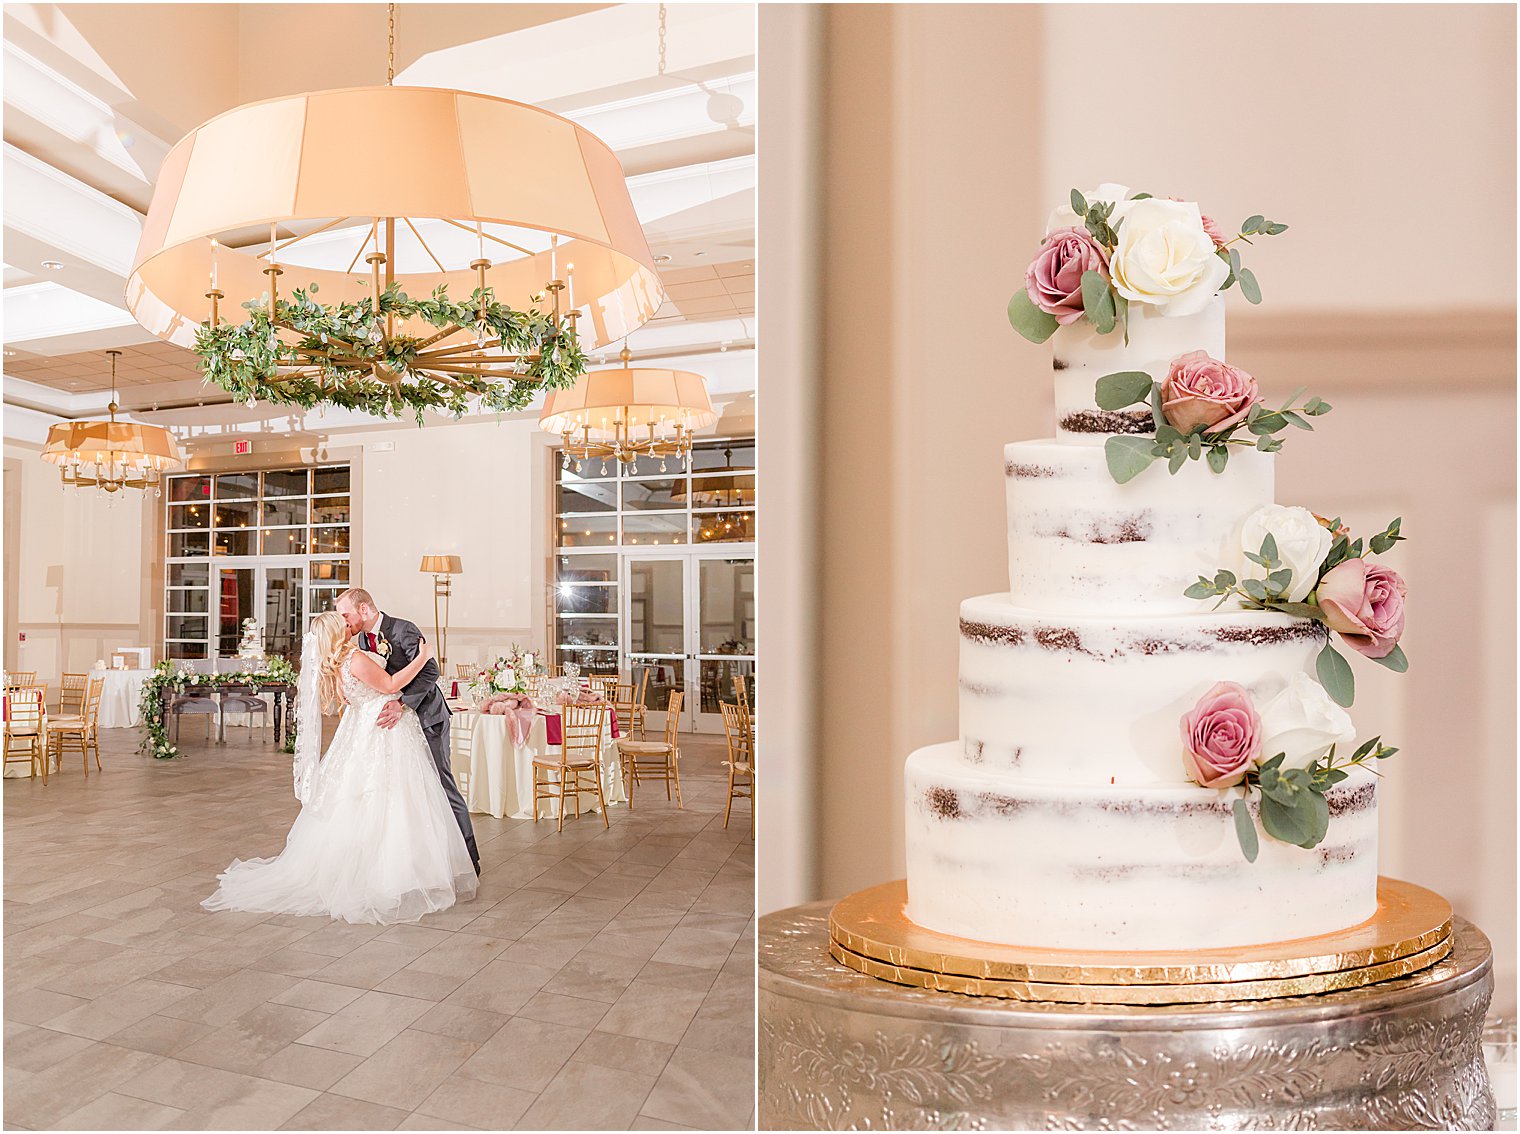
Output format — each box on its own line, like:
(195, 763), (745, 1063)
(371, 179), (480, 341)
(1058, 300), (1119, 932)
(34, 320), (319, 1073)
(203, 610), (478, 924)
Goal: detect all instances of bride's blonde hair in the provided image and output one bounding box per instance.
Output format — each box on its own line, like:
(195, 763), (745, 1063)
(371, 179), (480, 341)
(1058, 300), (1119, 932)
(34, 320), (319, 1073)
(311, 610), (356, 713)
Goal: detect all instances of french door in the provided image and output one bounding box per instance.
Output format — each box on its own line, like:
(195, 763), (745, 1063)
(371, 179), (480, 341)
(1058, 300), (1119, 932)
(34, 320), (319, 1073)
(211, 559), (306, 664)
(622, 550), (756, 733)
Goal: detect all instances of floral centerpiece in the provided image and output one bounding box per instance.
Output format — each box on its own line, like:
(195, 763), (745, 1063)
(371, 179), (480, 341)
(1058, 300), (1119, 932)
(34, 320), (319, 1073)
(138, 656), (298, 759)
(470, 645), (541, 700)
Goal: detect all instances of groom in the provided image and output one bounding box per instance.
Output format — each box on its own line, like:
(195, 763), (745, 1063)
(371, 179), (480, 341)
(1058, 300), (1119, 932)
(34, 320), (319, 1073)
(334, 587), (480, 876)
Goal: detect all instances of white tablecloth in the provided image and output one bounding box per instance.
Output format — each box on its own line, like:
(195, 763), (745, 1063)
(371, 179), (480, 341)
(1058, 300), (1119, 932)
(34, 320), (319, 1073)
(452, 709), (625, 821)
(95, 669), (152, 729)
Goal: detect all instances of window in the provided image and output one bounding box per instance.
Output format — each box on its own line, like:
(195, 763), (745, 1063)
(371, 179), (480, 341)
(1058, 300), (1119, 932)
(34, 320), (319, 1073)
(163, 464), (352, 662)
(552, 438), (755, 682)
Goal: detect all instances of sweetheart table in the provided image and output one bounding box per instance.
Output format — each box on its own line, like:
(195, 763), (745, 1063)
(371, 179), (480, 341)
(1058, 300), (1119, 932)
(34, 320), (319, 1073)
(451, 707), (625, 821)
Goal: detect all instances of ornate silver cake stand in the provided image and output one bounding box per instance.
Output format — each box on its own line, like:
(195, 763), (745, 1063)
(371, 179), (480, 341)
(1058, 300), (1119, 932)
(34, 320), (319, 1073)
(759, 902), (1495, 1131)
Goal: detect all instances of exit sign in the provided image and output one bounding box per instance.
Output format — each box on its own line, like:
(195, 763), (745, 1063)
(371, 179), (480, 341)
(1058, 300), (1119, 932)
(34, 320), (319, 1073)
(233, 440), (252, 456)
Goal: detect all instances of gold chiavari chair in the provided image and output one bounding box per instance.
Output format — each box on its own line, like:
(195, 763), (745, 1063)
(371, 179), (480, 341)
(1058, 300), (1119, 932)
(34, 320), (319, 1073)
(720, 701), (755, 838)
(629, 668), (650, 738)
(617, 691), (683, 809)
(732, 674), (751, 717)
(525, 673), (549, 702)
(533, 702), (610, 834)
(47, 676), (104, 776)
(455, 663), (479, 681)
(4, 687), (48, 783)
(59, 673), (89, 716)
(4, 671), (36, 692)
(451, 714), (473, 800)
(608, 682), (636, 739)
(589, 674), (618, 700)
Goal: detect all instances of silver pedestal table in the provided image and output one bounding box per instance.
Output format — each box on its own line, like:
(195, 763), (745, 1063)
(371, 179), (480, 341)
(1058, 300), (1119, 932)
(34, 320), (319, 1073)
(759, 902), (1495, 1131)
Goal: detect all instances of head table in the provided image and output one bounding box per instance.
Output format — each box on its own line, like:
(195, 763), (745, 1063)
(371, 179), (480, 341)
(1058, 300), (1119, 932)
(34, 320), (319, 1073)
(449, 701), (625, 821)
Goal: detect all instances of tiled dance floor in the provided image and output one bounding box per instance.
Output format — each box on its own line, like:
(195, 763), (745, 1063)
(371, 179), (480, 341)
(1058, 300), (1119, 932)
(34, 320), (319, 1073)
(4, 719), (755, 1130)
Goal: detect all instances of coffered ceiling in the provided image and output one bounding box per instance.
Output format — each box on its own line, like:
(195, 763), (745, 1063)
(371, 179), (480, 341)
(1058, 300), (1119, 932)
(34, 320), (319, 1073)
(1, 2), (756, 432)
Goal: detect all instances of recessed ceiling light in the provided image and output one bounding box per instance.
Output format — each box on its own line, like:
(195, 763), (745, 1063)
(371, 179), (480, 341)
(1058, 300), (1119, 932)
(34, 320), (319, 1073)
(40, 260), (64, 271)
(2, 349), (15, 357)
(654, 254), (672, 264)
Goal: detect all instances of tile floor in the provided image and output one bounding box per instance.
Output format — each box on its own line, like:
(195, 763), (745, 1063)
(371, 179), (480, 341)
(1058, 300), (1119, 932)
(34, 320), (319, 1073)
(4, 717), (755, 1131)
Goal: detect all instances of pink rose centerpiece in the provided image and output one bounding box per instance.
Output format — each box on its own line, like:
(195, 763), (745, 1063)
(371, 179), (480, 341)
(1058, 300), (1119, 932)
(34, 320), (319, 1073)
(1318, 559), (1407, 660)
(1160, 351), (1260, 434)
(1024, 227), (1109, 325)
(1179, 681), (1260, 789)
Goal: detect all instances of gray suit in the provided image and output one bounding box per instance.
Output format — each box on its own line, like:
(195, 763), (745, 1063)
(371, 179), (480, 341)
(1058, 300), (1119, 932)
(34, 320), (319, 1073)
(378, 613), (479, 874)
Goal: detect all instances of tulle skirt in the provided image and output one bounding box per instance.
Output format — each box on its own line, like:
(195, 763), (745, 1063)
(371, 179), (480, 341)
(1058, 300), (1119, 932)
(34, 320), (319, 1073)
(203, 697), (477, 925)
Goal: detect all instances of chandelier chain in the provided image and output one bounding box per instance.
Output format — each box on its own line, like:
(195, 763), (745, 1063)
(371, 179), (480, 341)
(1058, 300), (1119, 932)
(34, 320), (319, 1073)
(387, 2), (396, 85)
(657, 4), (667, 76)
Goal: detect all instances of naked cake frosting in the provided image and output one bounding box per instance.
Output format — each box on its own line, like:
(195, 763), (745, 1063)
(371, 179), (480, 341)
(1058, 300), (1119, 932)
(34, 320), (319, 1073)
(904, 186), (1410, 952)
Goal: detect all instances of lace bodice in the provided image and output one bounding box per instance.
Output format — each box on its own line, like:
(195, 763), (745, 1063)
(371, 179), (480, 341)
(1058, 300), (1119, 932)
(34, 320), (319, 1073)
(341, 655), (395, 707)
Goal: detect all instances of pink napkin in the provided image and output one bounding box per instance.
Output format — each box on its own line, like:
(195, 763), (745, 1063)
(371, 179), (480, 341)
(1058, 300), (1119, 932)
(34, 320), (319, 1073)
(543, 706), (619, 745)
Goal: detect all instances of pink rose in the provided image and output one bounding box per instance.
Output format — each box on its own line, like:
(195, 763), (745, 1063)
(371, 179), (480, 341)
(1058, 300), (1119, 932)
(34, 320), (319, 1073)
(1160, 350), (1260, 434)
(1180, 681), (1261, 788)
(1317, 559), (1406, 659)
(1024, 227), (1110, 325)
(1201, 213), (1228, 249)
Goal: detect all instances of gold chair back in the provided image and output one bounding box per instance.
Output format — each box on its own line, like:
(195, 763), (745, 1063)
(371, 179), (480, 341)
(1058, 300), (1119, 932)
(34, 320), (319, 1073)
(561, 702), (605, 766)
(455, 663), (479, 680)
(5, 689), (46, 737)
(83, 677), (105, 731)
(5, 671), (36, 692)
(663, 690), (684, 749)
(60, 673), (89, 715)
(610, 682), (636, 736)
(721, 701), (753, 766)
(732, 674), (751, 716)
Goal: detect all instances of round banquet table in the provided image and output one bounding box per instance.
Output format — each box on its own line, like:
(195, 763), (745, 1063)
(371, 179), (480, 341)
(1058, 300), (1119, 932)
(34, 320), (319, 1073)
(451, 707), (626, 821)
(94, 668), (153, 729)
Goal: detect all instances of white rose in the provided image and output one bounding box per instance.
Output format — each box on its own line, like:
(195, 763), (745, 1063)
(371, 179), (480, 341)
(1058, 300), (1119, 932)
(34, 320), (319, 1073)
(1236, 504), (1332, 604)
(1108, 198), (1229, 317)
(1258, 672), (1356, 771)
(1045, 182), (1132, 233)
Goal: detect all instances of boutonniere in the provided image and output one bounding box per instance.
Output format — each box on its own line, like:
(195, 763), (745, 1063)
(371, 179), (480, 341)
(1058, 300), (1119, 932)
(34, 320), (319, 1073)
(375, 634), (392, 659)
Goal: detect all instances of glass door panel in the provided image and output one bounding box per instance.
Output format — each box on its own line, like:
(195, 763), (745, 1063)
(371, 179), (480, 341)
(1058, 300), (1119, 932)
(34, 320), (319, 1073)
(216, 568), (255, 658)
(625, 557), (691, 730)
(263, 567), (305, 663)
(695, 557), (757, 728)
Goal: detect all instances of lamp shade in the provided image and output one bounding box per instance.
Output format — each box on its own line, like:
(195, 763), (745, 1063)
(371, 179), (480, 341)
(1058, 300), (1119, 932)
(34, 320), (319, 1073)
(420, 555), (463, 575)
(41, 420), (183, 469)
(539, 365), (717, 439)
(126, 86), (665, 352)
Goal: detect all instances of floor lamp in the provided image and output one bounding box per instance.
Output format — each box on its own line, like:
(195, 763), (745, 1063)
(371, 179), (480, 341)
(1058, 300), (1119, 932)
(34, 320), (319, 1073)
(419, 555), (462, 673)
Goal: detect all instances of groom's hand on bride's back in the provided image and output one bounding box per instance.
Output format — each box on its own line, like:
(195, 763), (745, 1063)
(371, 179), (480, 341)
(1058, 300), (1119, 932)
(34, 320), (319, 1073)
(376, 700), (405, 729)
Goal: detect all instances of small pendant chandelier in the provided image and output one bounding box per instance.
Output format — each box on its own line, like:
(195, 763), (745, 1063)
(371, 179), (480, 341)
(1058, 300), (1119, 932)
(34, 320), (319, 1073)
(540, 344), (717, 472)
(40, 350), (185, 496)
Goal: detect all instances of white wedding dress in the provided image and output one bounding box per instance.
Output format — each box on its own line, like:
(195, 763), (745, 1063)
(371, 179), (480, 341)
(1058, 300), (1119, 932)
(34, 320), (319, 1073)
(203, 655), (478, 924)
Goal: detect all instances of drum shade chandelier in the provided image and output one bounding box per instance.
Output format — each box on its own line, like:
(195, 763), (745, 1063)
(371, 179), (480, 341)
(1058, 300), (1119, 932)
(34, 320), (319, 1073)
(124, 4), (664, 420)
(40, 351), (185, 495)
(539, 345), (717, 473)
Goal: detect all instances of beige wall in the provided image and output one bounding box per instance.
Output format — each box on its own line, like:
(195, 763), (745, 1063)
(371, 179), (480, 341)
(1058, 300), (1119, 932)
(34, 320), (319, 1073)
(761, 4), (1517, 1011)
(3, 440), (152, 682)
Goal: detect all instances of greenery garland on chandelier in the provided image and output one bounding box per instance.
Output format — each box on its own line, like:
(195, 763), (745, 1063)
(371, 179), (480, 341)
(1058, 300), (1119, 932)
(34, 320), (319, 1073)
(194, 283), (587, 422)
(138, 657), (299, 759)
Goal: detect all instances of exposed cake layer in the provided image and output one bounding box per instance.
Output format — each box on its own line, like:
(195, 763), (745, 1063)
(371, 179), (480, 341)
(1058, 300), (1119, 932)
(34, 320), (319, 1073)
(1052, 296), (1225, 446)
(960, 595), (1325, 785)
(904, 742), (1378, 951)
(1006, 440), (1272, 615)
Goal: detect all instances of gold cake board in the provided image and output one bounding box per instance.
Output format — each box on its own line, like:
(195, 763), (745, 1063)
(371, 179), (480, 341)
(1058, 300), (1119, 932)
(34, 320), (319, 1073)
(828, 877), (1453, 1005)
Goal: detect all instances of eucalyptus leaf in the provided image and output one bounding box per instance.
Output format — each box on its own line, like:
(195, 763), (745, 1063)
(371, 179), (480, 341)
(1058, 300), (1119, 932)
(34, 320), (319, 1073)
(1267, 568), (1294, 595)
(1104, 435), (1160, 484)
(1233, 798), (1260, 863)
(1081, 271), (1117, 335)
(1184, 582), (1216, 600)
(1186, 433), (1202, 460)
(1370, 643), (1409, 673)
(1317, 643), (1355, 707)
(1094, 371), (1154, 411)
(1007, 289), (1059, 344)
(1228, 247), (1243, 275)
(1268, 222), (1289, 234)
(1260, 790), (1329, 849)
(1241, 215), (1264, 234)
(1242, 578), (1269, 601)
(1272, 601), (1324, 621)
(1259, 533), (1278, 564)
(1238, 267), (1262, 304)
(1167, 448), (1188, 475)
(1206, 445), (1229, 474)
(1214, 570), (1238, 587)
(1070, 188), (1088, 216)
(1282, 410), (1313, 431)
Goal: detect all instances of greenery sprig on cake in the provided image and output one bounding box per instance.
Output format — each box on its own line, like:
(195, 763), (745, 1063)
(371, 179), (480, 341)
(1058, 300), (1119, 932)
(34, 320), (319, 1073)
(1095, 367), (1333, 484)
(1008, 183), (1287, 345)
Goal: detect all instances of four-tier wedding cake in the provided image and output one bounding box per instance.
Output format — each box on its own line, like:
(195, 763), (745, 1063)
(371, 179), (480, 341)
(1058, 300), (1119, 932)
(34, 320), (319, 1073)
(904, 186), (1409, 952)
